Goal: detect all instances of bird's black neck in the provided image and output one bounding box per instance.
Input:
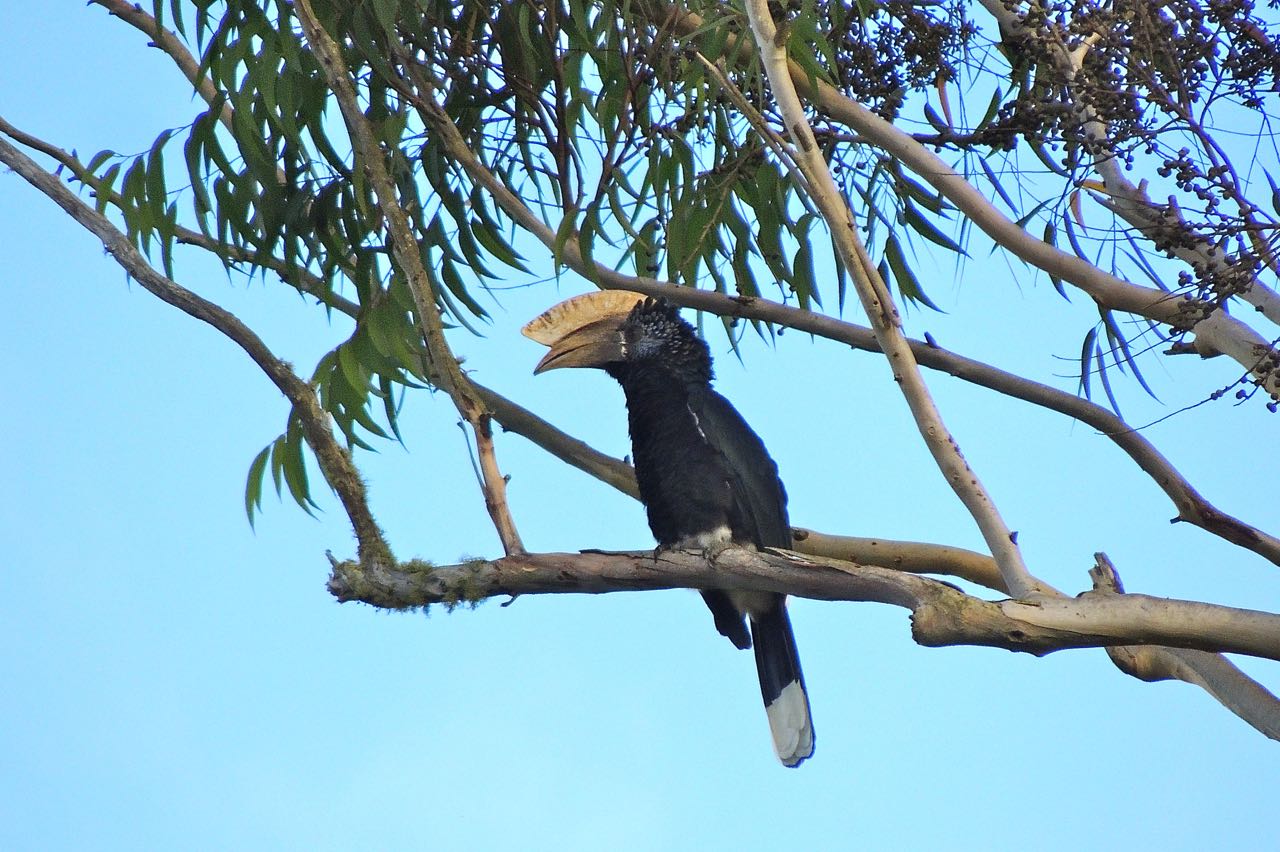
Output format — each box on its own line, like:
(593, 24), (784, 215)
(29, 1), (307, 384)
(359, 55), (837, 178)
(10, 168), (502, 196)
(615, 362), (716, 547)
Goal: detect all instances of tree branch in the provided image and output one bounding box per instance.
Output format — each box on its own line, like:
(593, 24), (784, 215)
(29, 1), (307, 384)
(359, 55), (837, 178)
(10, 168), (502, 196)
(0, 116), (358, 318)
(18, 102), (1272, 735)
(1106, 646), (1280, 740)
(294, 0), (524, 555)
(374, 43), (1280, 568)
(742, 0), (1039, 598)
(0, 131), (392, 564)
(327, 547), (1280, 666)
(89, 0), (234, 132)
(792, 529), (1010, 593)
(15, 95), (1255, 566)
(649, 1), (1280, 398)
(976, 0), (1280, 329)
(326, 546), (1280, 740)
(475, 385), (640, 500)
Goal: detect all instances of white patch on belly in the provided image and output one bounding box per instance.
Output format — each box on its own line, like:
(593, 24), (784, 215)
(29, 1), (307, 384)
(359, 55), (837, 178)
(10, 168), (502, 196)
(675, 525), (732, 551)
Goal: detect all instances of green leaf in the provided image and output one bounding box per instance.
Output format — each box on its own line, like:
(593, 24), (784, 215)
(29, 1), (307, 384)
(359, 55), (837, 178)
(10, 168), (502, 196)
(183, 116), (215, 221)
(976, 87), (1002, 129)
(371, 0), (399, 35)
(1079, 326), (1098, 399)
(121, 158), (152, 250)
(1102, 310), (1159, 400)
(902, 203), (967, 256)
(1042, 222), (1067, 298)
(633, 218), (662, 278)
(145, 130), (172, 208)
(792, 238), (817, 309)
(439, 255), (490, 322)
(244, 443), (272, 527)
(978, 157), (1015, 212)
(282, 418), (318, 514)
(1096, 345), (1123, 418)
(892, 167), (948, 215)
(884, 232), (941, 310)
(336, 341), (367, 395)
(553, 208), (577, 272)
(470, 216), (529, 272)
(269, 434), (286, 497)
(923, 103), (949, 133)
(378, 375), (405, 444)
(95, 163), (122, 214)
(86, 149), (116, 175)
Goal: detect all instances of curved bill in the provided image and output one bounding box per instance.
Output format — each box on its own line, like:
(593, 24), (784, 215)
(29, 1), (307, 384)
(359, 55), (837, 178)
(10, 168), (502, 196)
(524, 291), (646, 374)
(532, 317), (626, 374)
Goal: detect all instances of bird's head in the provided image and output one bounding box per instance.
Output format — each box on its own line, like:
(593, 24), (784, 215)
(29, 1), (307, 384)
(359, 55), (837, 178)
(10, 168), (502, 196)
(523, 292), (712, 383)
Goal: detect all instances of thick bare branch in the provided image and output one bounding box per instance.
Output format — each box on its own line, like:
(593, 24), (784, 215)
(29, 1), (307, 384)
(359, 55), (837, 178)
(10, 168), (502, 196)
(327, 548), (1280, 665)
(326, 546), (1280, 739)
(0, 131), (392, 564)
(793, 529), (1009, 593)
(1107, 646), (1280, 740)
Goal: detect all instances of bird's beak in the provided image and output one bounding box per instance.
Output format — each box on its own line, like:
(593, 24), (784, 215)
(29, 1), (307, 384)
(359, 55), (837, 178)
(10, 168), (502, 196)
(532, 317), (625, 374)
(523, 290), (646, 374)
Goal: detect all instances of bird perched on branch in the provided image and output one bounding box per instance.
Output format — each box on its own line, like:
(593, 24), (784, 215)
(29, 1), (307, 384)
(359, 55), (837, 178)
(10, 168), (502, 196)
(524, 291), (814, 767)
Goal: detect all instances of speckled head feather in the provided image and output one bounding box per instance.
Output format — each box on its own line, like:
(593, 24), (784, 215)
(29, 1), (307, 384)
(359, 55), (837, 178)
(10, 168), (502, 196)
(620, 298), (714, 386)
(524, 294), (714, 383)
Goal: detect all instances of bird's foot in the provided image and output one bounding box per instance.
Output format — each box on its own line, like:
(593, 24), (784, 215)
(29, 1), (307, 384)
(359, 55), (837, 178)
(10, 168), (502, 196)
(700, 538), (735, 564)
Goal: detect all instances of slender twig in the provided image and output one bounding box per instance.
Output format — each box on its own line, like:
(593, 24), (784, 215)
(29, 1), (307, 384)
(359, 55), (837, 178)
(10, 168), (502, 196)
(689, 50), (816, 203)
(475, 385), (640, 500)
(0, 132), (392, 565)
(89, 0), (234, 132)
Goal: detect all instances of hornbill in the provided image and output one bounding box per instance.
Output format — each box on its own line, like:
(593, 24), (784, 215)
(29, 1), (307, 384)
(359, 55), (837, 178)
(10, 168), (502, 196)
(524, 291), (815, 767)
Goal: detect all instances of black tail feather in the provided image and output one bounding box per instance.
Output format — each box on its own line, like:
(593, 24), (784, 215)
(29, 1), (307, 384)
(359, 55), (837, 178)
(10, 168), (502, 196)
(749, 603), (814, 767)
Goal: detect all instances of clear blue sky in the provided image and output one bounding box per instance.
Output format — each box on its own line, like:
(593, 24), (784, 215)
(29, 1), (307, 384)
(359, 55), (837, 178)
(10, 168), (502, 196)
(2, 5), (1277, 850)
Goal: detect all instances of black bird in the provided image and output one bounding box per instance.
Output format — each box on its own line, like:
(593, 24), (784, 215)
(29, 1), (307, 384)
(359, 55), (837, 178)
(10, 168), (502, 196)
(524, 291), (814, 767)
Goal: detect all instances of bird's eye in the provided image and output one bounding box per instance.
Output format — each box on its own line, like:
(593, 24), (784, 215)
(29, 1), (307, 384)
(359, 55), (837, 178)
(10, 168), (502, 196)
(624, 323), (661, 358)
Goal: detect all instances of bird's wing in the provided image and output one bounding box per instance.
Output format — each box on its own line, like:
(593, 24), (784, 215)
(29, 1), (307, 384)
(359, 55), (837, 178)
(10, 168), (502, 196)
(686, 386), (790, 549)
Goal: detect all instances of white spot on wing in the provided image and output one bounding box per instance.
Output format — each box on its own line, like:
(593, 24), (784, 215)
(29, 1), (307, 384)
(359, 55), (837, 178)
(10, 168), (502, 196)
(685, 402), (708, 442)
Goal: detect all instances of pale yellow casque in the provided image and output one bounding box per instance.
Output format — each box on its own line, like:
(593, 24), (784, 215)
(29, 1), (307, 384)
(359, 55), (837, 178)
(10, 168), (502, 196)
(520, 290), (646, 345)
